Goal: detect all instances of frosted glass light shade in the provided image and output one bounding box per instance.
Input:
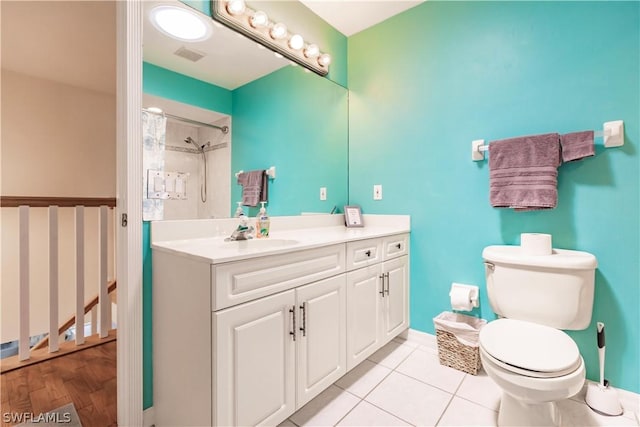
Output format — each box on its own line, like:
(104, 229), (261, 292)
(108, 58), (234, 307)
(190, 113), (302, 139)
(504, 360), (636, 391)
(150, 5), (212, 42)
(289, 34), (304, 50)
(226, 0), (246, 16)
(270, 23), (287, 40)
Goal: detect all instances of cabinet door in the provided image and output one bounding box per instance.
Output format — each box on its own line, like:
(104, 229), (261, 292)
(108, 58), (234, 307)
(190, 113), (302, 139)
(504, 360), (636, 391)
(382, 256), (409, 342)
(346, 264), (383, 371)
(296, 275), (347, 407)
(213, 290), (296, 427)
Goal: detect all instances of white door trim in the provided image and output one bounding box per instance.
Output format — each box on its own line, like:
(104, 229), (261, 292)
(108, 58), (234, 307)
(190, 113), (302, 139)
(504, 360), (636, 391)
(116, 1), (143, 425)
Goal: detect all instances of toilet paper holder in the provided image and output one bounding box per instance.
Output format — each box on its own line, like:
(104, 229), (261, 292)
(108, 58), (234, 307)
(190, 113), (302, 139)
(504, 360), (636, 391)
(450, 283), (480, 309)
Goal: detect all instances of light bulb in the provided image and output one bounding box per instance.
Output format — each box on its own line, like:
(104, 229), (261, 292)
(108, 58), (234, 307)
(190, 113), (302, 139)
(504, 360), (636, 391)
(250, 11), (268, 28)
(270, 23), (287, 40)
(288, 34), (304, 50)
(304, 44), (319, 58)
(318, 53), (331, 67)
(226, 0), (245, 16)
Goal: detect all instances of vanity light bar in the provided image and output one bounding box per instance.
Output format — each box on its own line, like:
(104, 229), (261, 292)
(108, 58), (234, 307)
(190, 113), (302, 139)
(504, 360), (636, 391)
(211, 0), (331, 76)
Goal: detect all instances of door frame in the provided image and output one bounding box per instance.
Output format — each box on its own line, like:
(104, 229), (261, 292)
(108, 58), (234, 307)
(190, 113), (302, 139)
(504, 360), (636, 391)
(116, 1), (144, 425)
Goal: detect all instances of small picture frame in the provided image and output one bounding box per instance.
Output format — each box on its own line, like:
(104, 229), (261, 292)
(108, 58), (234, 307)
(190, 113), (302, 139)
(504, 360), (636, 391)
(344, 205), (364, 228)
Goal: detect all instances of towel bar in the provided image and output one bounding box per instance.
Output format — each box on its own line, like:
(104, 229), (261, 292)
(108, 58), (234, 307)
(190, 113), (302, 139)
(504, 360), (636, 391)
(471, 120), (624, 161)
(235, 166), (276, 179)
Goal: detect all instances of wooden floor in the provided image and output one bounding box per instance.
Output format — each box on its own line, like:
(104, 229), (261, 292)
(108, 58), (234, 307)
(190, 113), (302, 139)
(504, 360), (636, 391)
(1, 341), (116, 427)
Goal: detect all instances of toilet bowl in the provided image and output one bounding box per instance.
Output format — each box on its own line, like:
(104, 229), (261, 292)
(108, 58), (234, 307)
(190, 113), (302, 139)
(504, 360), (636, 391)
(479, 318), (585, 426)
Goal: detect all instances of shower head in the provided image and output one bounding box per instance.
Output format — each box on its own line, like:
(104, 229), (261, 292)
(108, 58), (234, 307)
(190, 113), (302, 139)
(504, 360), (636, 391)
(185, 136), (205, 151)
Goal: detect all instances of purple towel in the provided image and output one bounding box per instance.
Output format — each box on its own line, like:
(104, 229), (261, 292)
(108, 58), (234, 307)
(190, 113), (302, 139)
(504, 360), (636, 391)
(489, 133), (561, 211)
(237, 170), (268, 207)
(560, 131), (594, 162)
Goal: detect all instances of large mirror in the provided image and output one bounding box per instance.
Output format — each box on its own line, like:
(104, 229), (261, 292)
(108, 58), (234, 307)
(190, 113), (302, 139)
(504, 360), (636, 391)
(142, 0), (348, 219)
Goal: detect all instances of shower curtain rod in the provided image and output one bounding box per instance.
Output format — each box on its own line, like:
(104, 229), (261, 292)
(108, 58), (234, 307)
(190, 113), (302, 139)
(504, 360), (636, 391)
(143, 108), (229, 134)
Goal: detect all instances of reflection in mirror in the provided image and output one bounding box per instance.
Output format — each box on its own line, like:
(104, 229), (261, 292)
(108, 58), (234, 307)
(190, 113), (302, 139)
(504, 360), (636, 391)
(142, 0), (348, 219)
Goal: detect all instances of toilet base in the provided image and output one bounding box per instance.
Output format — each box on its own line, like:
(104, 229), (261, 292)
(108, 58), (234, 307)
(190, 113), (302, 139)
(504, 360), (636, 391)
(498, 392), (562, 427)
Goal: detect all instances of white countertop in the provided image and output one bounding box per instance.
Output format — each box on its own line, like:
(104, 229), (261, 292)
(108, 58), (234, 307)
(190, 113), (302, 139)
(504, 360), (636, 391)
(151, 215), (410, 264)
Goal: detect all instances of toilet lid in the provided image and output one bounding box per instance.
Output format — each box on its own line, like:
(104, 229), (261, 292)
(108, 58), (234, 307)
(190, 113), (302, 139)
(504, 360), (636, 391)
(479, 319), (581, 375)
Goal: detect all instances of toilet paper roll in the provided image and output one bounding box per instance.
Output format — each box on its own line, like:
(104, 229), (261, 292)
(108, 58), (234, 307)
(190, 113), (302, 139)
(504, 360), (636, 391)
(450, 286), (474, 311)
(520, 233), (552, 256)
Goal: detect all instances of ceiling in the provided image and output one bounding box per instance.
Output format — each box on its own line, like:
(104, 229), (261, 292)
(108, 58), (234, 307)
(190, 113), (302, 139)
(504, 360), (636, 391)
(299, 0), (424, 37)
(1, 0), (424, 94)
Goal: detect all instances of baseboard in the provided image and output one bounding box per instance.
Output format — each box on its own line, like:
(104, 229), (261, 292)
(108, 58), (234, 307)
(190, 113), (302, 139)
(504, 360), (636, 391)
(394, 328), (437, 351)
(143, 407), (155, 427)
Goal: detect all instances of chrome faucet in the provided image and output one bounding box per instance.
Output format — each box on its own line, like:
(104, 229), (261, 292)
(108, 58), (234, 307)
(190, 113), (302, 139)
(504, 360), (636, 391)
(226, 215), (254, 241)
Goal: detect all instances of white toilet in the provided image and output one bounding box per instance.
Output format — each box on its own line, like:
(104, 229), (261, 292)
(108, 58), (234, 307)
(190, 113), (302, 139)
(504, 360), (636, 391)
(479, 245), (597, 426)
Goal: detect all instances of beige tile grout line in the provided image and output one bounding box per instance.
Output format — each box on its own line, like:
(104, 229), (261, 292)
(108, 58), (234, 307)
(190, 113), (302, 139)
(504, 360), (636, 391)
(331, 342), (420, 427)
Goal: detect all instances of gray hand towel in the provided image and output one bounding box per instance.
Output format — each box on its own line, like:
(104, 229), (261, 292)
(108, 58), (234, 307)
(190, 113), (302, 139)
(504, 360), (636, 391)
(560, 130), (595, 162)
(489, 133), (561, 211)
(237, 170), (266, 207)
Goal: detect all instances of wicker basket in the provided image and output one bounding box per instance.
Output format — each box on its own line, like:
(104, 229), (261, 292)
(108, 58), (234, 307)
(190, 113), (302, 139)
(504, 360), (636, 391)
(433, 312), (486, 375)
(435, 328), (482, 375)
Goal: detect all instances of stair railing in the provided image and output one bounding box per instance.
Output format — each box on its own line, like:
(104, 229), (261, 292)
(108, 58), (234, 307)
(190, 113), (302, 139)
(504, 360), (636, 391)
(1, 196), (116, 362)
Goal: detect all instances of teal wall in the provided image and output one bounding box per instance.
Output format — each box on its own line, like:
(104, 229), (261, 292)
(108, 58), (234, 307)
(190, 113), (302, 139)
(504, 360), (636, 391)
(143, 62), (232, 115)
(232, 66), (348, 217)
(348, 1), (639, 393)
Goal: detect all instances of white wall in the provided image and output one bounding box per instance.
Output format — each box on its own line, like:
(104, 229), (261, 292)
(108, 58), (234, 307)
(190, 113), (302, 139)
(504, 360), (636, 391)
(1, 70), (116, 343)
(1, 70), (115, 197)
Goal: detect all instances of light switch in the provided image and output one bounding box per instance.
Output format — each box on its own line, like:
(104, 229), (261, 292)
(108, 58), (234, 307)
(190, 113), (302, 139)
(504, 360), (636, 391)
(373, 185), (382, 200)
(320, 187), (327, 201)
(153, 176), (164, 192)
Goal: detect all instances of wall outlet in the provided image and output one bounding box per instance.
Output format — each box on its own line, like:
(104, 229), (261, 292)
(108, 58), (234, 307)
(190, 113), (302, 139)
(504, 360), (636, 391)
(320, 187), (327, 201)
(373, 184), (383, 200)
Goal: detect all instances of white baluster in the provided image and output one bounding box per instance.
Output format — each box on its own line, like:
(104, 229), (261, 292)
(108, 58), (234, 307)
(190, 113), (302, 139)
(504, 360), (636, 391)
(99, 205), (109, 338)
(76, 206), (85, 345)
(91, 306), (98, 336)
(19, 206), (30, 361)
(49, 206), (59, 353)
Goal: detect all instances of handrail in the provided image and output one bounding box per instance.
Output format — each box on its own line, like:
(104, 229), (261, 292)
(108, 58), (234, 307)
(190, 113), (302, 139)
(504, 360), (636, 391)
(1, 196), (116, 208)
(30, 280), (117, 351)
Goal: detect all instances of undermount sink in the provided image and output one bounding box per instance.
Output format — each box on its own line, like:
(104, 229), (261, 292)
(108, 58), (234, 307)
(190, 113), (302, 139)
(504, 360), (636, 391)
(224, 238), (299, 249)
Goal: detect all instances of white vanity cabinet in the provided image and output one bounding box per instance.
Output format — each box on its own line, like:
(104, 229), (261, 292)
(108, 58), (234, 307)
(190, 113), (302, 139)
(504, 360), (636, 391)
(346, 234), (409, 370)
(213, 274), (346, 426)
(152, 227), (409, 427)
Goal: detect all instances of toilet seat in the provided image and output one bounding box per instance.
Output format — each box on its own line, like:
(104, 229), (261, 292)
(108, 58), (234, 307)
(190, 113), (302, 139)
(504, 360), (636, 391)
(479, 318), (581, 378)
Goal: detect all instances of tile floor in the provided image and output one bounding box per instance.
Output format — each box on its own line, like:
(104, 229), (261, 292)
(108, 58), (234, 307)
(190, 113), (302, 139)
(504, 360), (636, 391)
(279, 332), (640, 427)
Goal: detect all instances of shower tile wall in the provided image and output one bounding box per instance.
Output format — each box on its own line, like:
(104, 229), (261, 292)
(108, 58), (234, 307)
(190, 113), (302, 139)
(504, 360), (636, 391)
(163, 117), (231, 220)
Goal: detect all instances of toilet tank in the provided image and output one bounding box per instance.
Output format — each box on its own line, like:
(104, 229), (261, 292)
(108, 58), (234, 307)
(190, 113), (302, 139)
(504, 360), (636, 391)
(483, 245), (597, 330)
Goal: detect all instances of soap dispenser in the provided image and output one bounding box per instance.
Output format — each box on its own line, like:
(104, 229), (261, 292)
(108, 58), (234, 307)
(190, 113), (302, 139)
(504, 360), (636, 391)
(234, 202), (244, 217)
(256, 202), (270, 238)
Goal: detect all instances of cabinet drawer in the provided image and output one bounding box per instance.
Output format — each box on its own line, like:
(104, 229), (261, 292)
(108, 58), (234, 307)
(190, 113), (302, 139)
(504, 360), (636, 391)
(346, 239), (383, 271)
(212, 244), (346, 311)
(382, 234), (409, 260)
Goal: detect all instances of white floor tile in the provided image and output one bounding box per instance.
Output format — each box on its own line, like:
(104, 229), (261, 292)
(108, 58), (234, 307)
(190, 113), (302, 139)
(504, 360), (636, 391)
(455, 369), (502, 411)
(336, 401), (411, 426)
(395, 346), (466, 393)
(290, 385), (361, 427)
(558, 398), (640, 427)
(335, 359), (392, 398)
(365, 371), (452, 426)
(367, 341), (416, 369)
(437, 396), (498, 426)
